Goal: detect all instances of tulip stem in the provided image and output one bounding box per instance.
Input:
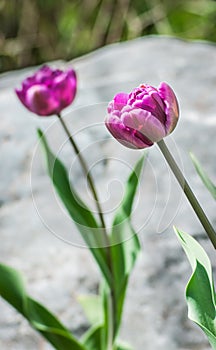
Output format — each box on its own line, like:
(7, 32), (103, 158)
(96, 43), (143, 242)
(157, 139), (216, 249)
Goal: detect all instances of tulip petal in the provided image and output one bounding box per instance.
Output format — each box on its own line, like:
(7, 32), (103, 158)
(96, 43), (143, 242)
(122, 108), (166, 143)
(113, 93), (129, 111)
(15, 88), (29, 109)
(158, 82), (179, 134)
(105, 114), (152, 149)
(25, 85), (59, 116)
(53, 70), (77, 112)
(132, 93), (166, 125)
(35, 65), (53, 84)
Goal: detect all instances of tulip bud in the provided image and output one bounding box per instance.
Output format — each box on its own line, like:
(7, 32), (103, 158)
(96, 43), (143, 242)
(105, 82), (179, 149)
(15, 65), (77, 116)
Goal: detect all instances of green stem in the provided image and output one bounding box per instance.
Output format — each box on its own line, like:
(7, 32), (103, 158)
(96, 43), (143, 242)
(157, 139), (216, 249)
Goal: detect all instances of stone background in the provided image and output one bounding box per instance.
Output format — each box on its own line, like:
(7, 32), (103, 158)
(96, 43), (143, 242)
(0, 36), (215, 349)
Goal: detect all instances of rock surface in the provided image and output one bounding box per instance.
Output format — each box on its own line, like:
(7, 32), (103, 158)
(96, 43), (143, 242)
(0, 36), (216, 349)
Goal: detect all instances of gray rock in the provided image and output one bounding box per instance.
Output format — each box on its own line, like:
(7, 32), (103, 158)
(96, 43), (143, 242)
(0, 36), (215, 349)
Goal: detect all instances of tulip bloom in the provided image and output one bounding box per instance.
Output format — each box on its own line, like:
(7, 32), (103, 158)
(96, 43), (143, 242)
(16, 65), (77, 116)
(105, 82), (179, 149)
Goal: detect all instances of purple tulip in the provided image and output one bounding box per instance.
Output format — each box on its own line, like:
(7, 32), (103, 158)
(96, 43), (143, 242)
(105, 82), (179, 149)
(15, 65), (77, 116)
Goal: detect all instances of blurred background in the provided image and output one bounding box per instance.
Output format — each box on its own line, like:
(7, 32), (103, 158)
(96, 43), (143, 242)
(0, 0), (216, 73)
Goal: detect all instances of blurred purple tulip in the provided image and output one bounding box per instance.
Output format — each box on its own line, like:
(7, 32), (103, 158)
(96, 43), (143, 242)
(16, 65), (77, 116)
(105, 82), (179, 149)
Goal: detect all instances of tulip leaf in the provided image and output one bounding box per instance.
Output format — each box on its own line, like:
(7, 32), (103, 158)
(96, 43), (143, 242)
(0, 263), (86, 350)
(116, 343), (133, 350)
(110, 154), (146, 334)
(82, 324), (132, 350)
(82, 324), (102, 350)
(37, 129), (112, 287)
(190, 153), (216, 200)
(78, 294), (103, 326)
(175, 228), (216, 349)
(100, 281), (111, 350)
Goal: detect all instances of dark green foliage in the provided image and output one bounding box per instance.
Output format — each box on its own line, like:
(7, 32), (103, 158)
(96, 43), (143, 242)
(175, 228), (216, 349)
(0, 0), (216, 72)
(0, 264), (85, 350)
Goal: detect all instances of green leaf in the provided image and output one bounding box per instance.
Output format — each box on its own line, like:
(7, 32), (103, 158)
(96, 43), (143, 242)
(190, 153), (216, 200)
(82, 324), (102, 350)
(99, 156), (146, 348)
(116, 342), (133, 350)
(78, 294), (103, 325)
(111, 154), (145, 277)
(110, 154), (146, 334)
(82, 324), (133, 350)
(117, 154), (146, 219)
(175, 228), (216, 349)
(0, 262), (26, 313)
(0, 263), (85, 350)
(37, 129), (112, 287)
